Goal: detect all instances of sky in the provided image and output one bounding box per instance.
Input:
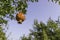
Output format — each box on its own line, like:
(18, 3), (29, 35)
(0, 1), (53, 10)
(5, 0), (60, 40)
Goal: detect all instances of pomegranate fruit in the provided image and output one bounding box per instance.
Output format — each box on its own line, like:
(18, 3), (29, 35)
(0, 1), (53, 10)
(16, 12), (25, 24)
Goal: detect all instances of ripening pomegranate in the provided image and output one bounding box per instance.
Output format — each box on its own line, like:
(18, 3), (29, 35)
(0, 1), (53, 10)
(16, 12), (25, 24)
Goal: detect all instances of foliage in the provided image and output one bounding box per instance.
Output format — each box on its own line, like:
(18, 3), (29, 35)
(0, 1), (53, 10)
(21, 18), (60, 40)
(0, 0), (38, 25)
(0, 0), (38, 40)
(0, 26), (7, 40)
(49, 0), (60, 4)
(21, 35), (32, 40)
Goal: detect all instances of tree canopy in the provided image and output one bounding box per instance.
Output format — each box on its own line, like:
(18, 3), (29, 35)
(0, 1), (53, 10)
(0, 0), (38, 40)
(49, 0), (60, 4)
(0, 0), (38, 25)
(0, 0), (60, 25)
(21, 18), (60, 40)
(0, 26), (7, 40)
(0, 0), (60, 40)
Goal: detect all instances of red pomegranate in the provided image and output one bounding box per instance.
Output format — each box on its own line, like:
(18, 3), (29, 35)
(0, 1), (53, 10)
(16, 12), (25, 24)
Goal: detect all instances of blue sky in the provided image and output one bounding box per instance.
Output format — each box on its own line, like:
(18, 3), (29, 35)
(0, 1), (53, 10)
(6, 0), (60, 40)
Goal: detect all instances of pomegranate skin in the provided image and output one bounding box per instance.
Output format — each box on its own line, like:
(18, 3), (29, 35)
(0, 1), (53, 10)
(16, 12), (25, 24)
